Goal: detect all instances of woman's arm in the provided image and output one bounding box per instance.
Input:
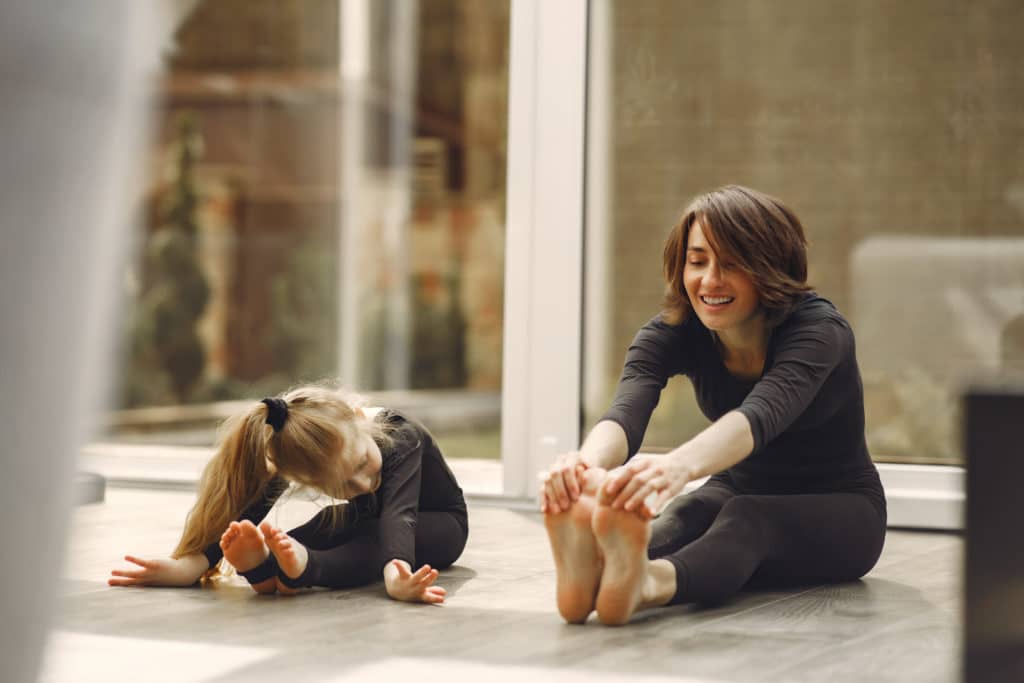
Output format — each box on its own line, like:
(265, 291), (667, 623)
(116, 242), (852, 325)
(539, 421), (629, 514)
(605, 308), (854, 514)
(540, 316), (691, 513)
(579, 420), (631, 470)
(603, 410), (754, 514)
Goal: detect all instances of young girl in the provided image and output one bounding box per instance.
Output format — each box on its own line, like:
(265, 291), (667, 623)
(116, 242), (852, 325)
(541, 185), (886, 625)
(109, 385), (468, 603)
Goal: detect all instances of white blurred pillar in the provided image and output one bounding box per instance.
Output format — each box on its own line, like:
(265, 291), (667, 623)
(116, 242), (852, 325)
(0, 3), (161, 682)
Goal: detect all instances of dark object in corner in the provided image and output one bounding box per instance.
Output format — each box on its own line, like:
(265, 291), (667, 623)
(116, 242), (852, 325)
(963, 386), (1024, 683)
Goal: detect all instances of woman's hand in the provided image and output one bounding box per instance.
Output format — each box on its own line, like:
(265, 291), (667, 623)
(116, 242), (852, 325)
(108, 553), (209, 588)
(384, 559), (447, 604)
(601, 453), (691, 517)
(538, 451), (588, 514)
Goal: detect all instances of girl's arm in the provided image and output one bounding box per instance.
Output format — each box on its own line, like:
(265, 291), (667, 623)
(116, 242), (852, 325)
(382, 559), (446, 604)
(374, 420), (439, 603)
(108, 553), (210, 588)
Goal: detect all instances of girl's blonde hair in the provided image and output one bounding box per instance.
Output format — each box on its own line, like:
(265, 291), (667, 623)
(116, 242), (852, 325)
(172, 384), (391, 569)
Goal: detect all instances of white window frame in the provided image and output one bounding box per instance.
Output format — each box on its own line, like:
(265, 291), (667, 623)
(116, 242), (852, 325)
(499, 0), (964, 529)
(500, 0), (588, 500)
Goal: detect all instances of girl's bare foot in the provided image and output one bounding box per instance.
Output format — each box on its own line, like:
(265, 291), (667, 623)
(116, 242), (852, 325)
(260, 521), (308, 596)
(220, 520), (276, 595)
(544, 467), (606, 624)
(592, 487), (652, 626)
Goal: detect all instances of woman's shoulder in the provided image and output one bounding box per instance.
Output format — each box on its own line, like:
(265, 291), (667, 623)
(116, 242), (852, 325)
(779, 293), (851, 330)
(772, 293), (855, 354)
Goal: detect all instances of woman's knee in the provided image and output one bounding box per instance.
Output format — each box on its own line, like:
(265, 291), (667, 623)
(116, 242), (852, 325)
(718, 495), (764, 526)
(648, 494), (719, 558)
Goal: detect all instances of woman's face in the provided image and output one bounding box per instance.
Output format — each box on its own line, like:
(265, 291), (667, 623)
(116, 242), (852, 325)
(342, 426), (383, 496)
(683, 220), (762, 335)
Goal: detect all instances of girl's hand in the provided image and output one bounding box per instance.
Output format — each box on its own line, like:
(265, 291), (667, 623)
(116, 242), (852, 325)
(384, 559), (447, 604)
(108, 553), (209, 587)
(601, 454), (691, 517)
(538, 451), (588, 514)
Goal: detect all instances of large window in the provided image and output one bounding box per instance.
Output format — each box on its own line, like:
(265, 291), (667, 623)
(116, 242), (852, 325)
(103, 1), (509, 478)
(582, 0), (1024, 465)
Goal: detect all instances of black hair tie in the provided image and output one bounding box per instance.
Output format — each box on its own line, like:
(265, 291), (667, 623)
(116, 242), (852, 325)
(261, 397), (289, 433)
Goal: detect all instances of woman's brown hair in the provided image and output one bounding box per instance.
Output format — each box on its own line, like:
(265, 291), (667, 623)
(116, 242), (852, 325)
(662, 185), (812, 326)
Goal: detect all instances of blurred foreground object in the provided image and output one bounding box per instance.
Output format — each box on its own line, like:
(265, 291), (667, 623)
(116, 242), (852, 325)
(963, 384), (1024, 683)
(0, 3), (161, 682)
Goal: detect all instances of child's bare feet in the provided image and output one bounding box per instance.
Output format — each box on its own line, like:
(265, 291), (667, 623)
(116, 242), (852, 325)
(544, 467), (606, 624)
(592, 484), (652, 626)
(260, 521), (308, 596)
(220, 520), (276, 595)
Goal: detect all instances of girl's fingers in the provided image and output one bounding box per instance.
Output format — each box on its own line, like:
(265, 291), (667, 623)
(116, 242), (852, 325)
(124, 555), (155, 568)
(110, 569), (147, 579)
(418, 569), (439, 586)
(393, 560), (412, 578)
(108, 577), (144, 587)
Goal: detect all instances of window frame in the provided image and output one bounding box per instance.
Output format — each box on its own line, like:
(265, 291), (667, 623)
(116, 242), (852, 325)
(499, 0), (964, 529)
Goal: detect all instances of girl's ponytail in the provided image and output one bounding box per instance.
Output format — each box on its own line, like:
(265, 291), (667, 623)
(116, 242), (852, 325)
(172, 404), (274, 562)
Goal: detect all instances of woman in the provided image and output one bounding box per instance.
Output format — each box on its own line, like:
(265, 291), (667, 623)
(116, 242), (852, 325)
(110, 384), (468, 604)
(541, 185), (886, 625)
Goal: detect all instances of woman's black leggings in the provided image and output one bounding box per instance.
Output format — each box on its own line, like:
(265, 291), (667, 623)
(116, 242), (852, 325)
(275, 505), (468, 589)
(648, 478), (886, 605)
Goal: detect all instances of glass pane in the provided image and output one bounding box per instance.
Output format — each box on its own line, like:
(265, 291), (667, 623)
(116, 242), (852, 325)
(583, 1), (1024, 465)
(102, 0), (509, 487)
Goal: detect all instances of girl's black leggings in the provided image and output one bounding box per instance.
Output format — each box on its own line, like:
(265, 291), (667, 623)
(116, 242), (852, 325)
(277, 505), (468, 589)
(648, 478), (886, 604)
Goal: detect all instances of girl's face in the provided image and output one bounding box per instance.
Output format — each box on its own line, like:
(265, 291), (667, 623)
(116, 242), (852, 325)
(683, 220), (762, 335)
(342, 425), (383, 496)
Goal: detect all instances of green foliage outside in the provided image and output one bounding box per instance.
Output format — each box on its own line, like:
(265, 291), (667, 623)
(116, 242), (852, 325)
(120, 115), (210, 408)
(264, 235), (339, 387)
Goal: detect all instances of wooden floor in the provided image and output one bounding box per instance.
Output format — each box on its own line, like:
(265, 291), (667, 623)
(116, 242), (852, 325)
(43, 487), (962, 683)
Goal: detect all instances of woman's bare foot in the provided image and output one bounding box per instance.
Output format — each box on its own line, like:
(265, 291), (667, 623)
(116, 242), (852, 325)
(220, 520), (276, 595)
(592, 486), (652, 626)
(544, 467), (606, 624)
(260, 521), (308, 596)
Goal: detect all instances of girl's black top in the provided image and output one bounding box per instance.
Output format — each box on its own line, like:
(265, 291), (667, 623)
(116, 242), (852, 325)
(202, 409), (467, 569)
(600, 293), (884, 509)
